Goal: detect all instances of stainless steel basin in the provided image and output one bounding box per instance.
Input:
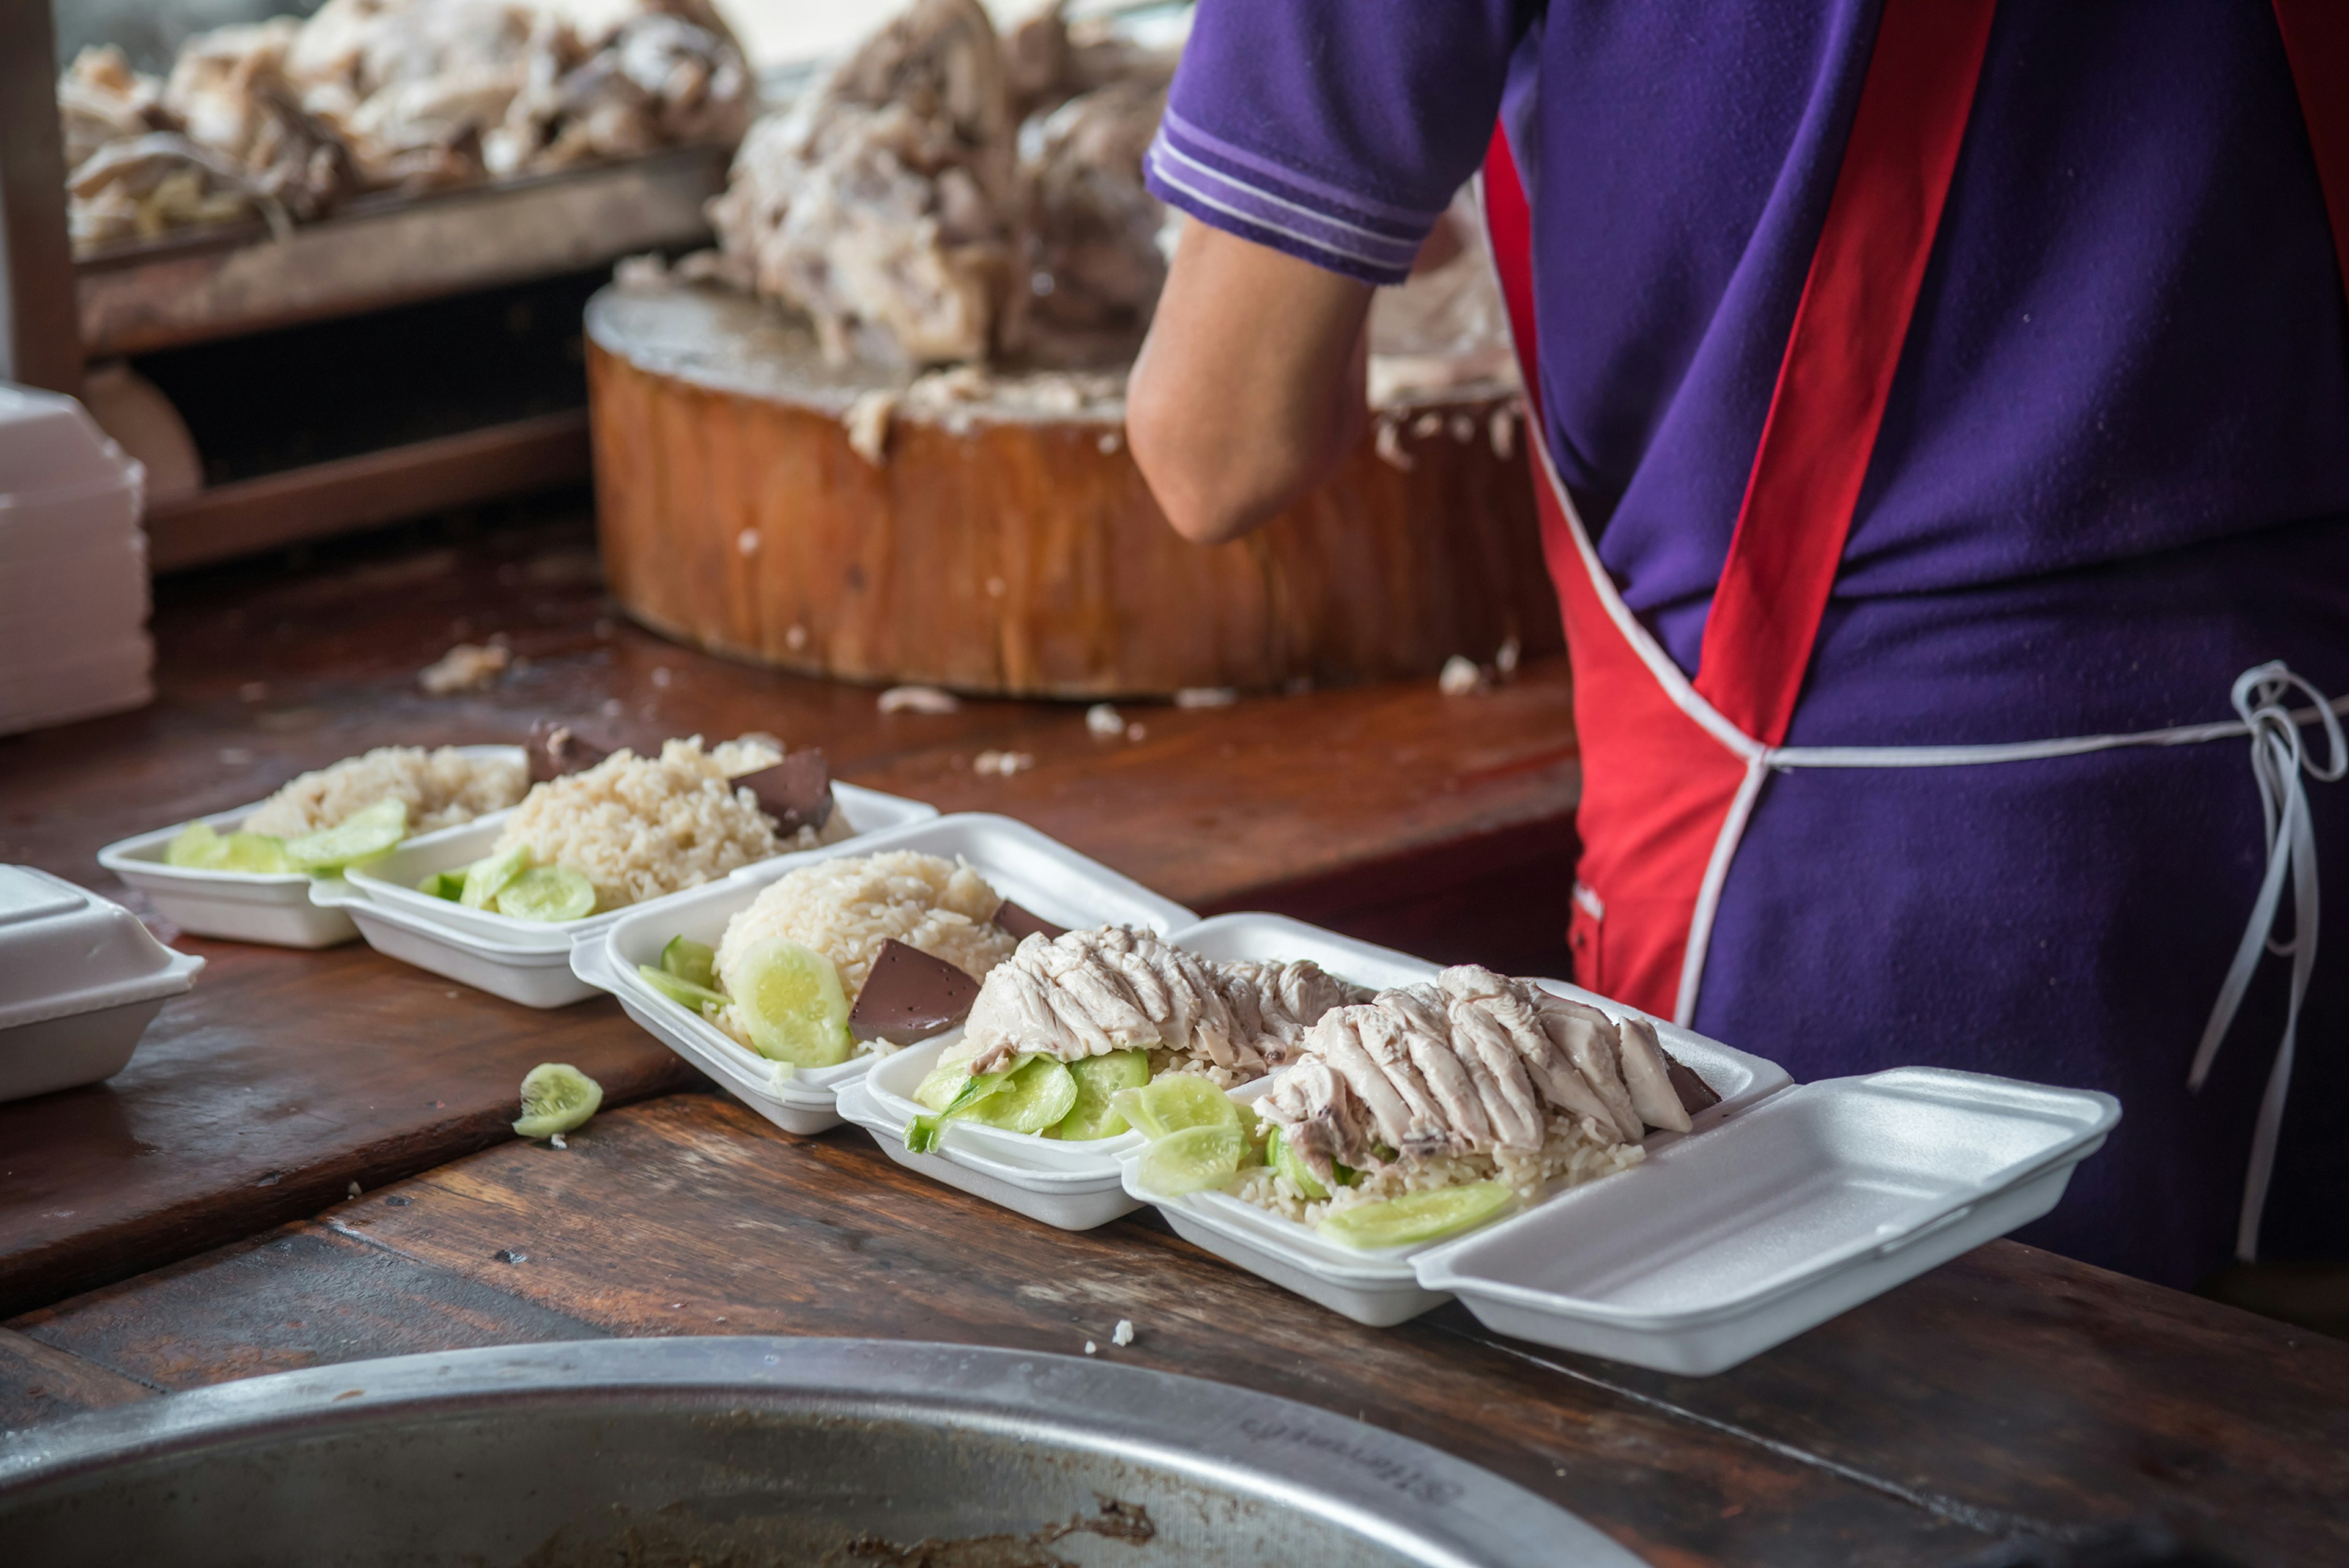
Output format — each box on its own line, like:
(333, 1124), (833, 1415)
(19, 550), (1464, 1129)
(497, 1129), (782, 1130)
(0, 1337), (1641, 1566)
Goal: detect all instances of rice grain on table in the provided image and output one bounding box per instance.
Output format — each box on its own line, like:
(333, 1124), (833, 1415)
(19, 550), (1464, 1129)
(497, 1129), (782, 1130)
(714, 851), (1016, 1049)
(492, 737), (847, 911)
(243, 745), (528, 837)
(1232, 1111), (1642, 1227)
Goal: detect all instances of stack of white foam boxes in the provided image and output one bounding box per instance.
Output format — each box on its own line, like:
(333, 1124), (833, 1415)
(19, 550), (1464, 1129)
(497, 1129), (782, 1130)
(0, 382), (154, 737)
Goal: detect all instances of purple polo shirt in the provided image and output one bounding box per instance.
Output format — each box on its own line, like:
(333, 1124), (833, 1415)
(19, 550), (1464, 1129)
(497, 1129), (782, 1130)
(1145, 1), (2349, 701)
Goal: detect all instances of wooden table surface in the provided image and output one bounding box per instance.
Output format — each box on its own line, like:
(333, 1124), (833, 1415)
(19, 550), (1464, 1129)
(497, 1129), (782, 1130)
(6, 1091), (2344, 1567)
(4, 512), (2345, 1566)
(0, 511), (1578, 1311)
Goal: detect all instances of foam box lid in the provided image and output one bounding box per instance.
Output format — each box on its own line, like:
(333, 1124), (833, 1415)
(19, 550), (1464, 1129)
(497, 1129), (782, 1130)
(0, 385), (141, 508)
(0, 866), (203, 1030)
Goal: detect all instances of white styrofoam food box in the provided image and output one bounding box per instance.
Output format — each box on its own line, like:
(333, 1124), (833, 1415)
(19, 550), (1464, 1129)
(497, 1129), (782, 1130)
(836, 914), (1437, 1229)
(1121, 983), (1787, 1327)
(0, 383), (152, 737)
(0, 866), (202, 1102)
(96, 746), (527, 949)
(338, 782), (937, 952)
(575, 813), (1198, 1139)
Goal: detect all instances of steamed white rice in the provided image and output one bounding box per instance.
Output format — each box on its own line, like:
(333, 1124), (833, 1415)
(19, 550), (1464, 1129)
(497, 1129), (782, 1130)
(492, 736), (849, 911)
(713, 851), (1016, 1051)
(243, 745), (528, 837)
(1233, 1111), (1642, 1227)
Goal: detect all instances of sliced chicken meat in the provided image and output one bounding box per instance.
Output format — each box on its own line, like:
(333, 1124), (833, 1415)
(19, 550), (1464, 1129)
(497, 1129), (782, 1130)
(1257, 967), (1699, 1181)
(960, 926), (1356, 1078)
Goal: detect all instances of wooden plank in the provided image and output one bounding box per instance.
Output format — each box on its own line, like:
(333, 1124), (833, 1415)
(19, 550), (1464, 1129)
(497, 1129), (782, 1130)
(0, 0), (81, 393)
(9, 1225), (609, 1392)
(0, 512), (1577, 1322)
(12, 1095), (1978, 1566)
(0, 1328), (156, 1430)
(143, 412), (592, 572)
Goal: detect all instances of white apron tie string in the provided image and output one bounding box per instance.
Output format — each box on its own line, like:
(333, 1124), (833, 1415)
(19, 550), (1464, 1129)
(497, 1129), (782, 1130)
(2186, 662), (2348, 1262)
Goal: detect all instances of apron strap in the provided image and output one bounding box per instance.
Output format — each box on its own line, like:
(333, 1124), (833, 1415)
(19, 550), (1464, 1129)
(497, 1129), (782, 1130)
(2273, 1), (2349, 301)
(1482, 124), (1544, 431)
(1693, 1), (1998, 747)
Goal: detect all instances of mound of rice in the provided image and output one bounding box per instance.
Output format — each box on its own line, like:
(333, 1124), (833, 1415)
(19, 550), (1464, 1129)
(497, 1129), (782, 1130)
(492, 737), (850, 911)
(714, 851), (1017, 1049)
(243, 746), (529, 837)
(1231, 1111), (1642, 1227)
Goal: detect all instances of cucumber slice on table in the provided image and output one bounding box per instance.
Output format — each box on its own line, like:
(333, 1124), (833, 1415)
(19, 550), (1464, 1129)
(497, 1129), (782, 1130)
(460, 841), (531, 908)
(416, 868), (467, 900)
(638, 964), (726, 1011)
(495, 865), (596, 922)
(1316, 1180), (1513, 1250)
(513, 1062), (603, 1139)
(1049, 1050), (1150, 1141)
(286, 797), (409, 873)
(1110, 1074), (1238, 1141)
(1134, 1122), (1247, 1196)
(661, 935), (718, 991)
(959, 1056), (1079, 1135)
(733, 939), (853, 1068)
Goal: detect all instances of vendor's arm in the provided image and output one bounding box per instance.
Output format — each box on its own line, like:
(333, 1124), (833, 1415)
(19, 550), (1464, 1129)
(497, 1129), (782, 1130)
(1124, 0), (1526, 545)
(1127, 224), (1373, 545)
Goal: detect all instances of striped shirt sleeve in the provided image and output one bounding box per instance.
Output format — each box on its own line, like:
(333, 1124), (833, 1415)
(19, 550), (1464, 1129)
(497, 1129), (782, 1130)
(1145, 0), (1530, 286)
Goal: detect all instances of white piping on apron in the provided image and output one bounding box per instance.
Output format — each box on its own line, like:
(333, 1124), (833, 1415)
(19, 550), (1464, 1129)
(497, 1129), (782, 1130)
(1535, 436), (2348, 1259)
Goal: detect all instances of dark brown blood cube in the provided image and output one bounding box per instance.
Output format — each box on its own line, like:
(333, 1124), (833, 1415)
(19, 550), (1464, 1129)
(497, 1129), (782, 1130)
(849, 939), (982, 1045)
(1661, 1049), (1722, 1115)
(993, 900), (1067, 942)
(735, 749), (835, 835)
(527, 721), (612, 783)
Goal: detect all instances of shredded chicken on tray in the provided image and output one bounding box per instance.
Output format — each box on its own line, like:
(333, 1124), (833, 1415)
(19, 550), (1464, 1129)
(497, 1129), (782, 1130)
(1259, 966), (1693, 1185)
(57, 0), (749, 251)
(962, 926), (1368, 1084)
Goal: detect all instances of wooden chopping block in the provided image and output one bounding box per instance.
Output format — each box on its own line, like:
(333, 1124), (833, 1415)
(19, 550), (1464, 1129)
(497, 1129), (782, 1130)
(587, 279), (1559, 697)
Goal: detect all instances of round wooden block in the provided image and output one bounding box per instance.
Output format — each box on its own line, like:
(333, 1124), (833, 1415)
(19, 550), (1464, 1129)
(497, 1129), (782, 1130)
(586, 280), (1559, 697)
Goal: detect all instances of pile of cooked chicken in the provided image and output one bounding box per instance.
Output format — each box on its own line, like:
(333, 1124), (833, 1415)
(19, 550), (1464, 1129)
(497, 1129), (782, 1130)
(1261, 967), (1701, 1186)
(58, 0), (750, 251)
(702, 0), (1174, 368)
(963, 926), (1368, 1084)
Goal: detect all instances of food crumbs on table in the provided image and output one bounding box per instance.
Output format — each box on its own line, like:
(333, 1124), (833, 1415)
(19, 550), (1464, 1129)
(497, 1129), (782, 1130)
(1083, 1341), (1097, 1355)
(1112, 1319), (1134, 1347)
(494, 1248), (527, 1264)
(385, 1195), (410, 1207)
(549, 1132), (568, 1149)
(1174, 687), (1237, 708)
(417, 641), (510, 695)
(878, 684), (960, 715)
(346, 1180), (361, 1199)
(1085, 704), (1124, 738)
(1438, 655), (1488, 696)
(973, 750), (1033, 777)
(1125, 722), (1146, 742)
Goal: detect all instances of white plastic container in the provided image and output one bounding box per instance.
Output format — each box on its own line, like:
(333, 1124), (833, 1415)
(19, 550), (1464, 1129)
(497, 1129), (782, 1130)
(0, 383), (152, 737)
(1121, 991), (1789, 1327)
(1413, 1068), (2119, 1374)
(0, 866), (202, 1101)
(96, 745), (527, 949)
(338, 782), (937, 951)
(573, 813), (1200, 1139)
(309, 881), (603, 1008)
(836, 914), (1440, 1230)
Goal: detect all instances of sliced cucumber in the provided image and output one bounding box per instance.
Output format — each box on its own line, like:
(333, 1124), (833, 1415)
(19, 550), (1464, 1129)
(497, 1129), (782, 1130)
(1050, 1050), (1150, 1141)
(1316, 1180), (1513, 1251)
(905, 1065), (1014, 1152)
(1133, 1122), (1246, 1196)
(460, 841), (531, 908)
(513, 1062), (603, 1139)
(163, 821), (225, 868)
(661, 935), (718, 991)
(416, 868), (467, 900)
(959, 1056), (1079, 1135)
(912, 1057), (977, 1112)
(733, 938), (853, 1068)
(1267, 1126), (1329, 1200)
(1110, 1073), (1238, 1141)
(217, 832), (292, 873)
(286, 797), (409, 873)
(495, 864), (596, 923)
(638, 963), (726, 1012)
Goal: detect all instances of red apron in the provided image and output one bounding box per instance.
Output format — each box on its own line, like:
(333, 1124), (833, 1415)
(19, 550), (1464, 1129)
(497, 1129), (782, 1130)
(1485, 0), (2349, 1027)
